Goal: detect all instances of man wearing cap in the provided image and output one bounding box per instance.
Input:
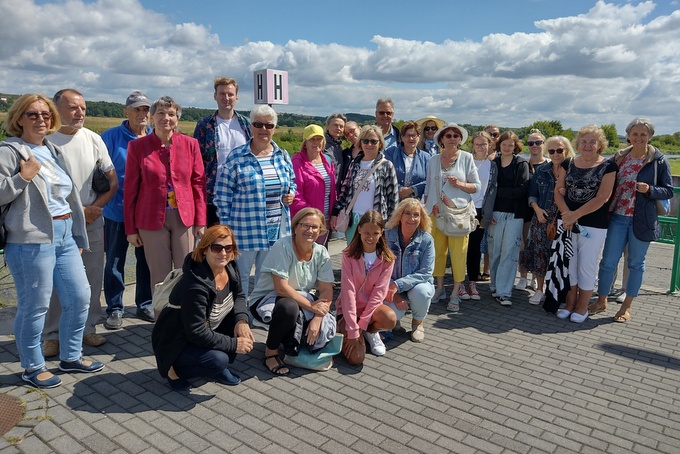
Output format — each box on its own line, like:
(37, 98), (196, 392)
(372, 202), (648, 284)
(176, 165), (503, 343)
(323, 113), (346, 166)
(375, 98), (400, 150)
(42, 89), (119, 356)
(99, 91), (155, 330)
(194, 77), (252, 226)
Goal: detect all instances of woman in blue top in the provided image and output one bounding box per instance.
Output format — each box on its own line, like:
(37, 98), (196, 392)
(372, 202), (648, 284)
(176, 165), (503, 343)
(0, 94), (104, 389)
(384, 121), (431, 201)
(384, 199), (435, 342)
(214, 105), (296, 299)
(588, 118), (673, 322)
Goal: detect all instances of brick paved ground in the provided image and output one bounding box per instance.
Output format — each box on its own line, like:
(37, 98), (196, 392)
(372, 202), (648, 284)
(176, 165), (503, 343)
(1, 240), (679, 453)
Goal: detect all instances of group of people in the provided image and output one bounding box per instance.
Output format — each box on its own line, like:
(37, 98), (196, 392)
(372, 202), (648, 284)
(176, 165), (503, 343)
(0, 80), (673, 390)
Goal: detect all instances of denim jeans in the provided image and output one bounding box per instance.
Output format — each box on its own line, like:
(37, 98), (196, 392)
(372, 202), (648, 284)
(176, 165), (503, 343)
(597, 214), (650, 298)
(237, 249), (270, 300)
(6, 217), (90, 370)
(103, 218), (152, 315)
(385, 282), (435, 321)
(488, 212), (523, 298)
(174, 344), (230, 380)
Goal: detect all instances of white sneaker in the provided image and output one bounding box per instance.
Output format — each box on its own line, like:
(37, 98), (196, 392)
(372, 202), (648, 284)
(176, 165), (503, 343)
(529, 291), (544, 305)
(515, 278), (527, 290)
(364, 331), (386, 356)
(615, 291), (627, 304)
(528, 278), (538, 291)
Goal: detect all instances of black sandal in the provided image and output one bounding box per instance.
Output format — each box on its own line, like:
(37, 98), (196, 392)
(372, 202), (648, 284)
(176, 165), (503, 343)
(264, 354), (289, 376)
(481, 273), (490, 281)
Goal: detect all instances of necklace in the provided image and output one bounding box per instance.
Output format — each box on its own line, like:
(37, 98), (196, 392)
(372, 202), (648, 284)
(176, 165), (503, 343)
(441, 153), (459, 172)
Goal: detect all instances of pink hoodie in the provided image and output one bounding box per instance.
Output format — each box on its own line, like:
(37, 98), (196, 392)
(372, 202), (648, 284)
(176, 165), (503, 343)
(336, 251), (394, 340)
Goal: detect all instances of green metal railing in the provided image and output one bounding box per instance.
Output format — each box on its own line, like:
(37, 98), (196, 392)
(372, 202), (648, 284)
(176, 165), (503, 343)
(657, 187), (680, 294)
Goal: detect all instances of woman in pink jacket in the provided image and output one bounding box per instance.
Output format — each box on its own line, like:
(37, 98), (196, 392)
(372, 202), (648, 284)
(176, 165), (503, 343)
(290, 124), (337, 246)
(336, 210), (397, 365)
(125, 96), (207, 290)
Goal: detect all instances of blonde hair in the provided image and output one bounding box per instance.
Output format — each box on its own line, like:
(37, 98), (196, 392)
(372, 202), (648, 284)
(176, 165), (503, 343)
(3, 94), (61, 137)
(291, 208), (328, 236)
(573, 124), (608, 154)
(386, 199), (431, 233)
(545, 136), (576, 159)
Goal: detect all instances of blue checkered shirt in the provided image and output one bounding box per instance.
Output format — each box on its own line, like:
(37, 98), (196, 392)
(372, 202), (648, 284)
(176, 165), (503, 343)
(214, 140), (296, 251)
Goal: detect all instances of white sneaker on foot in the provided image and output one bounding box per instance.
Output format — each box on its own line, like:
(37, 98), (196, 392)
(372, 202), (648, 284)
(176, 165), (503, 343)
(529, 290), (544, 305)
(515, 278), (527, 290)
(457, 285), (471, 300)
(615, 291), (627, 304)
(364, 331), (386, 356)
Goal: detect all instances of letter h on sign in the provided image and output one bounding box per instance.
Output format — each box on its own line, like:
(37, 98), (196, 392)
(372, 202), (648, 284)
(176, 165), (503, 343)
(253, 69), (289, 105)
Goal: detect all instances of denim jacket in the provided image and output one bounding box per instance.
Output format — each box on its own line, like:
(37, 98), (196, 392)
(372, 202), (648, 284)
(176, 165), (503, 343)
(384, 145), (431, 198)
(386, 227), (435, 293)
(528, 161), (557, 210)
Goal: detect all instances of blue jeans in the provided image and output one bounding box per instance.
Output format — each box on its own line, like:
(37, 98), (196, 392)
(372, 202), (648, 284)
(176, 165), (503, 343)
(6, 217), (90, 370)
(174, 344), (230, 380)
(236, 250), (270, 300)
(488, 212), (523, 298)
(385, 282), (435, 321)
(597, 214), (650, 298)
(103, 218), (152, 315)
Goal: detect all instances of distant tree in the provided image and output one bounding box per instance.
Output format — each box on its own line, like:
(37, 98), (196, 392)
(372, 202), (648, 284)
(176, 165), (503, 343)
(601, 123), (620, 149)
(527, 120), (564, 138)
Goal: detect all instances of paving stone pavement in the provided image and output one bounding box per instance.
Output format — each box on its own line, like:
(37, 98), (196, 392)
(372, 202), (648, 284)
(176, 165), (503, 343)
(1, 240), (679, 453)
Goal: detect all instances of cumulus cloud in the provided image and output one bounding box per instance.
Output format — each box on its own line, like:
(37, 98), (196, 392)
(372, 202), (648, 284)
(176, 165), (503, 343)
(2, 0), (679, 133)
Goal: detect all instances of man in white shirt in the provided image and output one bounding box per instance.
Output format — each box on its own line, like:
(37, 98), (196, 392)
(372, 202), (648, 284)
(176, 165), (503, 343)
(375, 98), (400, 150)
(194, 77), (252, 225)
(42, 89), (118, 356)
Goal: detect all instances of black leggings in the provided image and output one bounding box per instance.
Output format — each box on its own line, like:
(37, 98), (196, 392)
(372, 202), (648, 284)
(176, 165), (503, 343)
(467, 208), (485, 281)
(251, 297), (300, 351)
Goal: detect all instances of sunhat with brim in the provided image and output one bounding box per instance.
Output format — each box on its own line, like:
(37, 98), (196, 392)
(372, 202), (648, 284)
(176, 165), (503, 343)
(433, 122), (468, 146)
(415, 116), (446, 130)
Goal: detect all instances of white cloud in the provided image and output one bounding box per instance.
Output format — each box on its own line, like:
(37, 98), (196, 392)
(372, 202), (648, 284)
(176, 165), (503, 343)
(1, 0), (679, 134)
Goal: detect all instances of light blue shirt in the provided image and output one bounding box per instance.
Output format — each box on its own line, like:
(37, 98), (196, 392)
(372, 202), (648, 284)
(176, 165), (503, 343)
(30, 144), (72, 217)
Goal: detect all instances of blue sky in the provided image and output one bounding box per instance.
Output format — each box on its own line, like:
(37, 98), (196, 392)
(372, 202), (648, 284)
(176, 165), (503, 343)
(9, 0), (680, 134)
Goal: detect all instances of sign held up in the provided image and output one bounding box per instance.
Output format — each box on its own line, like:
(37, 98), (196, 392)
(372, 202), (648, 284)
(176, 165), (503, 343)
(253, 69), (289, 105)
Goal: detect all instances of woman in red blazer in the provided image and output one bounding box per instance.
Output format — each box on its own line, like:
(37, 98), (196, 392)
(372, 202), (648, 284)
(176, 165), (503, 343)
(124, 96), (207, 292)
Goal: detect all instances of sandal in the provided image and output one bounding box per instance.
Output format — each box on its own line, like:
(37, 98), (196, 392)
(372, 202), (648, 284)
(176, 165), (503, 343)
(613, 309), (631, 323)
(447, 295), (460, 312)
(481, 273), (490, 281)
(264, 354), (289, 376)
(588, 300), (607, 314)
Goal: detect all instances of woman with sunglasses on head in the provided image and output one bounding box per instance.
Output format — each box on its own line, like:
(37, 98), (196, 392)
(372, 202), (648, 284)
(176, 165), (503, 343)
(331, 125), (399, 244)
(521, 136), (575, 304)
(1, 94), (104, 388)
(424, 123), (480, 312)
(588, 118), (673, 323)
(516, 129), (549, 292)
(152, 225), (254, 390)
(416, 116), (445, 155)
(214, 105), (296, 299)
(249, 208), (335, 375)
(385, 121), (431, 201)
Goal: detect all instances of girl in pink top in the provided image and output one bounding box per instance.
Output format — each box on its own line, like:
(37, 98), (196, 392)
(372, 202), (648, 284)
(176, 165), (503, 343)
(336, 210), (397, 365)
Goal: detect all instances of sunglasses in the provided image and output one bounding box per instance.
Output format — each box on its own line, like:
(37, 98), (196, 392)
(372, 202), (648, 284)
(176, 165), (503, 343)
(423, 126), (438, 132)
(362, 139), (379, 145)
(488, 132), (499, 138)
(548, 148), (565, 155)
(252, 122), (275, 130)
(24, 111), (53, 121)
(444, 133), (461, 139)
(209, 244), (235, 253)
(527, 140), (544, 146)
(377, 111), (393, 116)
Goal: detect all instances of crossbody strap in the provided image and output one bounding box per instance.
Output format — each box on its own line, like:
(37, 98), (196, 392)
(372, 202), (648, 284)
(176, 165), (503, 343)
(343, 160), (381, 214)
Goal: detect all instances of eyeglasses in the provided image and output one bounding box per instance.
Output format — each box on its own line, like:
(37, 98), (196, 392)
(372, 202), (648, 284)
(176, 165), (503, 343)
(377, 111), (393, 116)
(548, 148), (565, 155)
(444, 133), (461, 139)
(24, 111), (52, 121)
(252, 122), (275, 129)
(298, 223), (321, 232)
(404, 134), (419, 139)
(362, 139), (379, 145)
(473, 142), (489, 147)
(527, 140), (544, 146)
(209, 244), (234, 253)
(423, 126), (438, 132)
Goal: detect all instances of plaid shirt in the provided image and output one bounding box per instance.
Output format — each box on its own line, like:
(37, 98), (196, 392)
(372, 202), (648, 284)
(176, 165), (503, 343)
(332, 151), (399, 222)
(193, 111), (251, 204)
(214, 140), (296, 251)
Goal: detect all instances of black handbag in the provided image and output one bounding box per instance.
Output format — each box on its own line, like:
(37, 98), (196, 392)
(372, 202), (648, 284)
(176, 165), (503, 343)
(91, 160), (110, 193)
(0, 203), (10, 249)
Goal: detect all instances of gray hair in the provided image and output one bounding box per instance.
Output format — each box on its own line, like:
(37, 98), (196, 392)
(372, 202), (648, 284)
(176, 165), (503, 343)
(325, 113), (347, 126)
(625, 117), (655, 137)
(150, 96), (182, 119)
(375, 98), (394, 110)
(250, 104), (278, 126)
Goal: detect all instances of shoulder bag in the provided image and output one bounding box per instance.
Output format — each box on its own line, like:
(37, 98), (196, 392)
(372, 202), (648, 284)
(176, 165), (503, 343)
(92, 159), (110, 194)
(434, 158), (477, 237)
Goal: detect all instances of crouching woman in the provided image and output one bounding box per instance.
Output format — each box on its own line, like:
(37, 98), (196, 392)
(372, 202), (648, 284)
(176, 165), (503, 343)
(152, 225), (254, 390)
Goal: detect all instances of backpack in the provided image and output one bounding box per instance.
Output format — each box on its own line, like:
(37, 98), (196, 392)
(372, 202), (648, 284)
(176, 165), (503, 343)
(152, 268), (183, 318)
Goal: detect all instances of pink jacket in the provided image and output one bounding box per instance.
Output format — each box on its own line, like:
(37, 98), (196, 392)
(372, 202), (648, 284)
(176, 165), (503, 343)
(336, 252), (394, 340)
(124, 132), (207, 234)
(290, 151), (336, 222)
